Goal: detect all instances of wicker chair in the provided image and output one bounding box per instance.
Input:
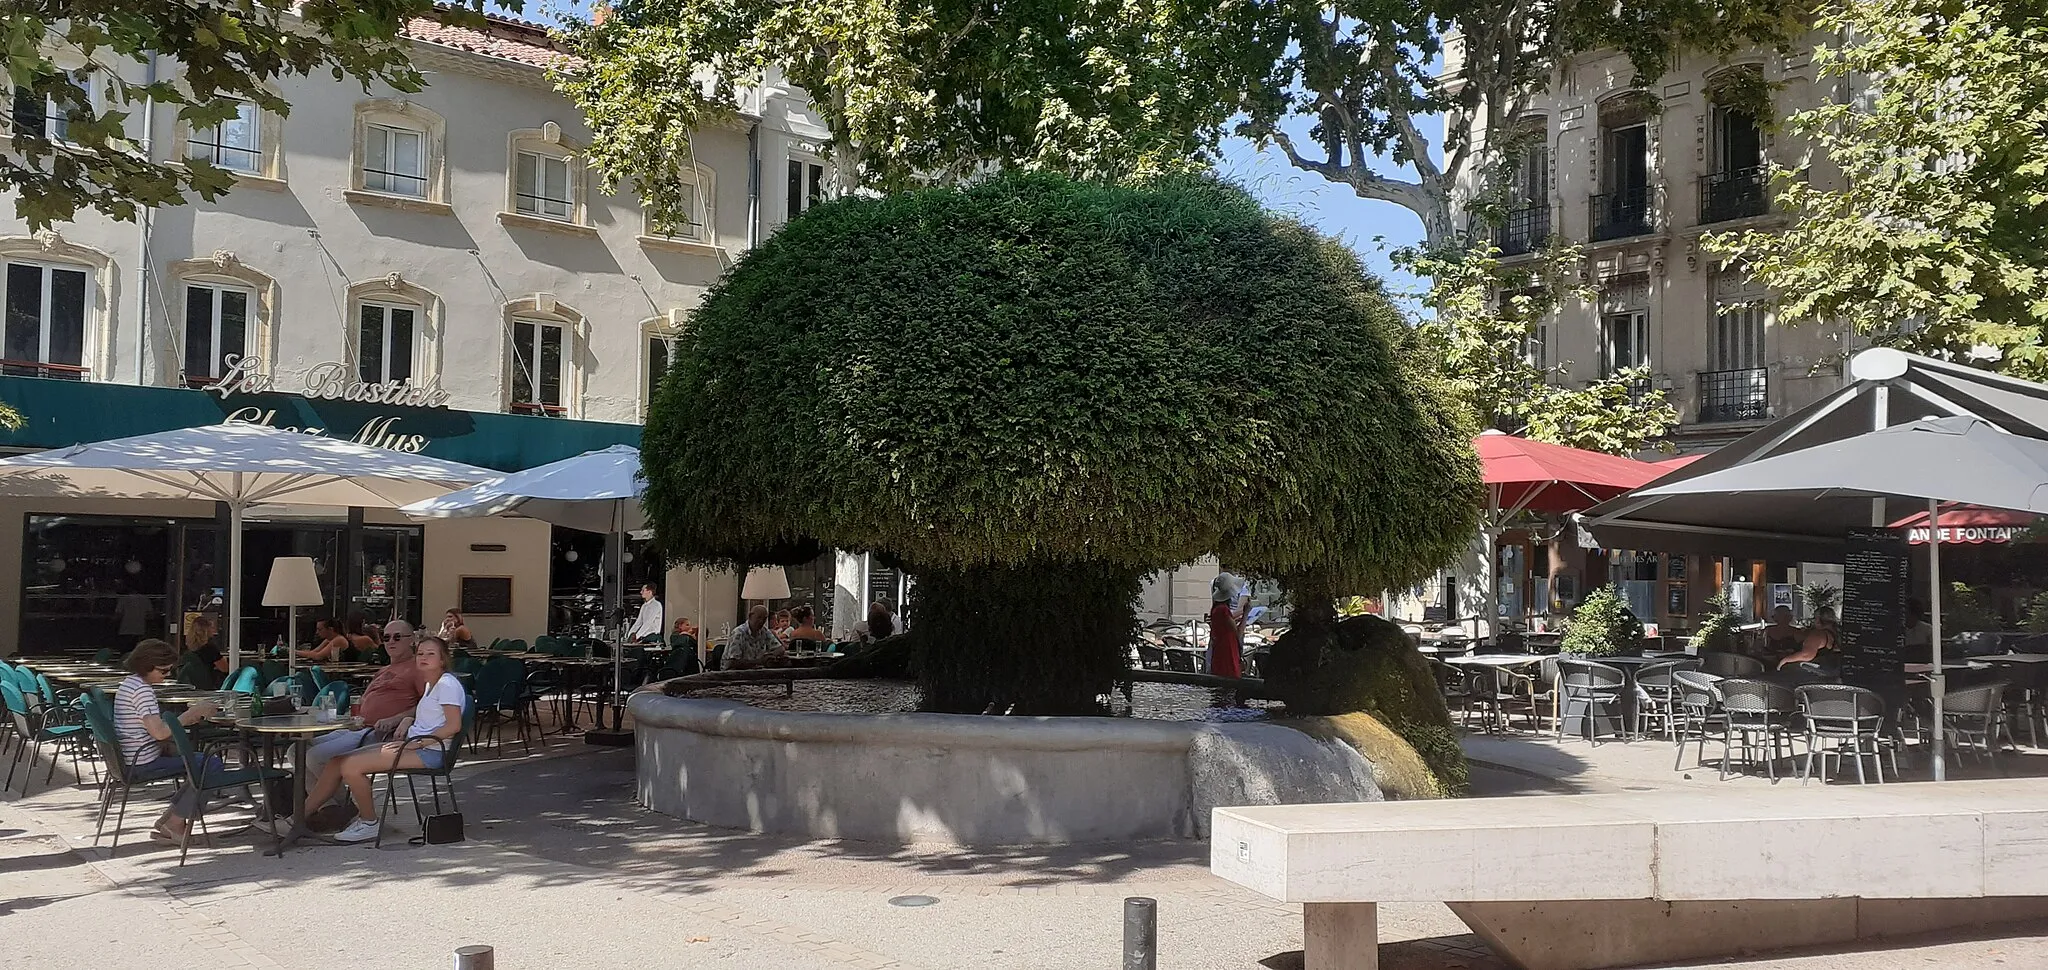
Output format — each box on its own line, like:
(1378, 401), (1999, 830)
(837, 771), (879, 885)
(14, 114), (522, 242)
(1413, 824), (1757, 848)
(1942, 681), (2012, 766)
(1555, 659), (1630, 744)
(1718, 678), (1800, 782)
(1700, 651), (1765, 678)
(1796, 684), (1894, 784)
(1671, 670), (1727, 771)
(1636, 658), (1703, 740)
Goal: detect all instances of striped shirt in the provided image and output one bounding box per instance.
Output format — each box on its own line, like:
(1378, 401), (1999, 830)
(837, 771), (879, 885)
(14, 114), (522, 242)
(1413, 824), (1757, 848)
(113, 674), (165, 766)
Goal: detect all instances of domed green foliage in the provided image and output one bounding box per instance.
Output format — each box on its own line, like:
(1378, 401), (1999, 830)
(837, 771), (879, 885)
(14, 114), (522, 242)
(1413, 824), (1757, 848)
(642, 172), (1482, 713)
(1561, 585), (1645, 657)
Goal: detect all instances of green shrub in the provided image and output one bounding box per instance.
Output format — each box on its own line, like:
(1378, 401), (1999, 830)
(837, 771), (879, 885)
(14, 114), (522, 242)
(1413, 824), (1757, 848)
(640, 173), (1481, 713)
(1560, 585), (1643, 657)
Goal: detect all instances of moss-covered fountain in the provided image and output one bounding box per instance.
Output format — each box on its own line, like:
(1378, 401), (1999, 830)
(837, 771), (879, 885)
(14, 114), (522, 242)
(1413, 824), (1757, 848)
(629, 173), (1482, 844)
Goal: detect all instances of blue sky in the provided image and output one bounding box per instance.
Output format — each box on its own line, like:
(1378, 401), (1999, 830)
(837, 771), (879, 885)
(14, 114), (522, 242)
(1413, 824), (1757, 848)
(496, 1), (1427, 293)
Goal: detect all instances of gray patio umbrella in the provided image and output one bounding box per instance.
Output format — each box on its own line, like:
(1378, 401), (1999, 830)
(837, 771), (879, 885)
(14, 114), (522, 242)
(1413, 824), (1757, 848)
(1622, 415), (2048, 778)
(401, 445), (647, 740)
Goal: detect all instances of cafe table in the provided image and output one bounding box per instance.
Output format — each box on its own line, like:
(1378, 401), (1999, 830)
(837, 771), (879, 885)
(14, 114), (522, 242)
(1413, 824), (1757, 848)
(223, 713), (349, 856)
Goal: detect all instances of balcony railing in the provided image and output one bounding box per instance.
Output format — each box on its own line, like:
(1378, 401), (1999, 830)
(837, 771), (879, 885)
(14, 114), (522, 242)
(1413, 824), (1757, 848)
(1698, 167), (1769, 224)
(1589, 186), (1652, 241)
(1492, 203), (1550, 257)
(0, 360), (87, 381)
(1698, 367), (1769, 423)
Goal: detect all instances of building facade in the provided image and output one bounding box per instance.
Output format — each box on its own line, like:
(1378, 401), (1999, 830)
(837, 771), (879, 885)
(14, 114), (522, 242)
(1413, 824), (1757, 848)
(1392, 36), (1857, 633)
(0, 16), (852, 654)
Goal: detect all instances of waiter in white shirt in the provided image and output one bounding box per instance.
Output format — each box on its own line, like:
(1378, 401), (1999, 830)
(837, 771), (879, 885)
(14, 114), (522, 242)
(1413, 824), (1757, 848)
(628, 582), (665, 642)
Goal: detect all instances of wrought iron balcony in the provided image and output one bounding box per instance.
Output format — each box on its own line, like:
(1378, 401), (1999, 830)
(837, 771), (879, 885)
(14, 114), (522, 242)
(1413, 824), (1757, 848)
(1698, 367), (1769, 423)
(1589, 186), (1652, 241)
(1698, 167), (1769, 224)
(1492, 203), (1550, 258)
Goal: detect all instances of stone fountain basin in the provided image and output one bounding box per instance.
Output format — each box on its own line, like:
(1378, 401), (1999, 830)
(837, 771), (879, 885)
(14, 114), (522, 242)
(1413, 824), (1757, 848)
(630, 691), (1383, 846)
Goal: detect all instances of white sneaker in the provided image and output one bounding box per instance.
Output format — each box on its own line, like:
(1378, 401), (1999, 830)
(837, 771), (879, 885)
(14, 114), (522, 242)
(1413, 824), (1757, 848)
(334, 818), (381, 844)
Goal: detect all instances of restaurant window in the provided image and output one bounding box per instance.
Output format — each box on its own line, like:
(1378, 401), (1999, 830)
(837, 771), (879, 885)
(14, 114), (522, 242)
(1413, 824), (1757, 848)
(188, 99), (263, 173)
(183, 282), (249, 385)
(511, 318), (566, 415)
(786, 157), (825, 220)
(357, 302), (416, 385)
(3, 260), (90, 379)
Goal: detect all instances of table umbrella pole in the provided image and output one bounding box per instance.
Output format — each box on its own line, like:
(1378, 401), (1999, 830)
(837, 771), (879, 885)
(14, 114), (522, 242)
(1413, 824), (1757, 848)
(228, 494), (244, 673)
(1928, 497), (1946, 782)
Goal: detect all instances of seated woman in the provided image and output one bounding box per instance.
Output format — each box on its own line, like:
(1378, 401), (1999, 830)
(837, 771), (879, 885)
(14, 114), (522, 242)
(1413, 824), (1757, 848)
(1776, 608), (1840, 669)
(293, 618), (348, 664)
(183, 614), (227, 690)
(1761, 606), (1802, 660)
(113, 640), (221, 844)
(785, 606), (830, 649)
(293, 636), (466, 844)
(343, 614), (378, 660)
(436, 608), (475, 650)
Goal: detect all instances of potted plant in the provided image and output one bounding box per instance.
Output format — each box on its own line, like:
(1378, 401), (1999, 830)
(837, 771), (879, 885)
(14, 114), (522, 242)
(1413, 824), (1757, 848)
(1560, 585), (1644, 658)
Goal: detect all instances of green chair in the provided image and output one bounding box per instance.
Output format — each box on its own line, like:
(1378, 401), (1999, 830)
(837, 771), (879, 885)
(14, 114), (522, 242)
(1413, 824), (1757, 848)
(2, 680), (88, 795)
(92, 647), (118, 665)
(160, 716), (288, 866)
(373, 703), (473, 849)
(315, 680), (351, 715)
(309, 666), (331, 690)
(78, 701), (160, 855)
(226, 665), (261, 694)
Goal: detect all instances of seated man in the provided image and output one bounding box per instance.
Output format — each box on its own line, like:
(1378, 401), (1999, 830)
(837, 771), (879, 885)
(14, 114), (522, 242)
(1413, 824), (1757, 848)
(273, 619), (424, 827)
(724, 605), (786, 669)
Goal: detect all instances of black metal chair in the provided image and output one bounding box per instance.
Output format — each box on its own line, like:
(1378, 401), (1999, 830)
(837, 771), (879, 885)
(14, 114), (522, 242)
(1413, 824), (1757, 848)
(373, 707), (473, 848)
(1795, 684), (1894, 784)
(1718, 678), (1799, 782)
(1555, 659), (1630, 744)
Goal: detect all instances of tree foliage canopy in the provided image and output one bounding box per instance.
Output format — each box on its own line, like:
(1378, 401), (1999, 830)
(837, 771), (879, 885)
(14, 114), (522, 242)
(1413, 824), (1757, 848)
(552, 0), (1271, 230)
(640, 173), (1482, 596)
(3, 0), (514, 230)
(1704, 0), (2048, 381)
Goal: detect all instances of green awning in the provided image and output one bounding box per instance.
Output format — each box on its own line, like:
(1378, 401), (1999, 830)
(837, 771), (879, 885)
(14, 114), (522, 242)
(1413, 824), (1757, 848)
(0, 375), (640, 472)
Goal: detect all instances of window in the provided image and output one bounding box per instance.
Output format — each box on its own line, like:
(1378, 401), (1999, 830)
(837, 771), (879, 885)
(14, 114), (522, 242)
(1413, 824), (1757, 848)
(364, 123), (427, 197)
(1599, 310), (1650, 377)
(1527, 323), (1549, 372)
(787, 158), (825, 219)
(645, 331), (675, 417)
(3, 262), (90, 379)
(511, 318), (566, 414)
(1592, 96), (1654, 241)
(182, 284), (248, 385)
(515, 150), (573, 220)
(10, 73), (91, 142)
(357, 303), (417, 385)
(188, 100), (261, 173)
(1714, 303), (1766, 372)
(1700, 102), (1768, 223)
(642, 165), (717, 247)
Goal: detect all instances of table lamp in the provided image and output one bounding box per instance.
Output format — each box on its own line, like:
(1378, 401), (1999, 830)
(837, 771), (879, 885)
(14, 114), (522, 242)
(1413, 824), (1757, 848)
(263, 556), (324, 671)
(739, 566), (791, 604)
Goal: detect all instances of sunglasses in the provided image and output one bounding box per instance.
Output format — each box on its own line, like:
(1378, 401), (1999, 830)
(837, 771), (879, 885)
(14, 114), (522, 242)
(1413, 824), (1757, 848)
(384, 633), (413, 641)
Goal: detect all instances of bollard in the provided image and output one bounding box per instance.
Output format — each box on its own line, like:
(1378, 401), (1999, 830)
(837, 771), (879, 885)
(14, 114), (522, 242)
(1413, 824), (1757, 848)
(454, 945), (495, 970)
(1123, 896), (1157, 970)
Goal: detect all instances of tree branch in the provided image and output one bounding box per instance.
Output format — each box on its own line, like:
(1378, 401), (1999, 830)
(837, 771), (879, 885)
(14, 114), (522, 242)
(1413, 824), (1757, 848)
(1270, 128), (1438, 233)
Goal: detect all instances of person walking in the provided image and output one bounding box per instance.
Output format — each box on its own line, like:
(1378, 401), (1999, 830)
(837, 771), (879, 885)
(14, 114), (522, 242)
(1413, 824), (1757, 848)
(1208, 573), (1245, 679)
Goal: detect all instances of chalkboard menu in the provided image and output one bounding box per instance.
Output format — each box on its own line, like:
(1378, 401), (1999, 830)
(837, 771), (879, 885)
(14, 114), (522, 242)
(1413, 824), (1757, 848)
(1840, 527), (1908, 691)
(459, 576), (514, 616)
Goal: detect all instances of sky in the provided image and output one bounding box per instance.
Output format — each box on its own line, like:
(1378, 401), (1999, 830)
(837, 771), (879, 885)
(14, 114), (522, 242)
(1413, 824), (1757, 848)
(493, 0), (1429, 294)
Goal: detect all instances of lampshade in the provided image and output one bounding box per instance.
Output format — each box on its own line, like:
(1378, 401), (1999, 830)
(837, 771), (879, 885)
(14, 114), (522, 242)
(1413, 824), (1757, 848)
(739, 566), (791, 601)
(261, 557), (325, 607)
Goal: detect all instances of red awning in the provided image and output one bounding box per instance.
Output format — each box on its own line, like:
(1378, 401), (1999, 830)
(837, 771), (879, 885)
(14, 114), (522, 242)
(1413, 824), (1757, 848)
(1653, 454), (1705, 471)
(1475, 431), (1666, 516)
(1888, 506), (2041, 544)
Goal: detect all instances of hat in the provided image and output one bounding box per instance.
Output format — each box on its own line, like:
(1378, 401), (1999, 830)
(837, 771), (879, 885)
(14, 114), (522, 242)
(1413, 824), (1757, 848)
(1211, 572), (1240, 603)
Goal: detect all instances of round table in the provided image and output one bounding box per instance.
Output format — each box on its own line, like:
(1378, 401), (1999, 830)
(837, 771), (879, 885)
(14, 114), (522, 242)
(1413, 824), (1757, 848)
(229, 714), (352, 856)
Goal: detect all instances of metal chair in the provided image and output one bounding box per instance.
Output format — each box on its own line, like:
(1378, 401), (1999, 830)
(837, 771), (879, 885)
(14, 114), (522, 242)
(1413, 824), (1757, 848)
(1671, 670), (1727, 770)
(1717, 678), (1799, 782)
(1555, 659), (1630, 744)
(1700, 651), (1764, 678)
(1796, 684), (1894, 784)
(1635, 658), (1703, 740)
(1943, 681), (2011, 765)
(1462, 666), (1532, 734)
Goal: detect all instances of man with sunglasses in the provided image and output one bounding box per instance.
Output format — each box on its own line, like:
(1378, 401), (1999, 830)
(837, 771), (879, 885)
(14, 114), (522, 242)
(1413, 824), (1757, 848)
(273, 620), (426, 828)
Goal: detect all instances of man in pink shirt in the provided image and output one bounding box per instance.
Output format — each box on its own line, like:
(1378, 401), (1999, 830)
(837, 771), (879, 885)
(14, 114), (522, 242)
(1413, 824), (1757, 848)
(302, 620), (425, 780)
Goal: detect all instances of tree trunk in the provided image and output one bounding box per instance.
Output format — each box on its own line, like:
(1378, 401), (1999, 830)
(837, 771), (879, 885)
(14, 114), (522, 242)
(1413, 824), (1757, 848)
(913, 560), (1144, 715)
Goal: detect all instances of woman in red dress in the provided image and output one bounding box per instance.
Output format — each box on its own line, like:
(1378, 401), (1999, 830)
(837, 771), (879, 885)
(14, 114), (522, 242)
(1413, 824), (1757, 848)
(1208, 573), (1245, 679)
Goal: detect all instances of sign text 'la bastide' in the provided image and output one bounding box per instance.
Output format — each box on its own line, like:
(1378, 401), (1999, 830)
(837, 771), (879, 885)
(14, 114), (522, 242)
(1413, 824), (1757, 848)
(201, 355), (451, 453)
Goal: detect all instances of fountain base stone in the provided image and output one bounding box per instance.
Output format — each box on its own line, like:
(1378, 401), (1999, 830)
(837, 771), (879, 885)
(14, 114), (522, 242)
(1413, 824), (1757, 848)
(630, 691), (1383, 845)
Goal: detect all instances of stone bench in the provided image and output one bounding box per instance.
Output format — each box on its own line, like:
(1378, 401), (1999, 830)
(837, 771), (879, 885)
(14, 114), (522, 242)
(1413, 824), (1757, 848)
(1210, 779), (2048, 970)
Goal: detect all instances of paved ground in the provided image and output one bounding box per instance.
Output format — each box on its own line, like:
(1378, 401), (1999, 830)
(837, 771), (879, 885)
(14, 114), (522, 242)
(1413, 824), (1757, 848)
(4, 722), (2047, 970)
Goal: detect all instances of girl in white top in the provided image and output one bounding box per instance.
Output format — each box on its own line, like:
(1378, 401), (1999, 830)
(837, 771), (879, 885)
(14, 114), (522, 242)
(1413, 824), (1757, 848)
(297, 636), (466, 844)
